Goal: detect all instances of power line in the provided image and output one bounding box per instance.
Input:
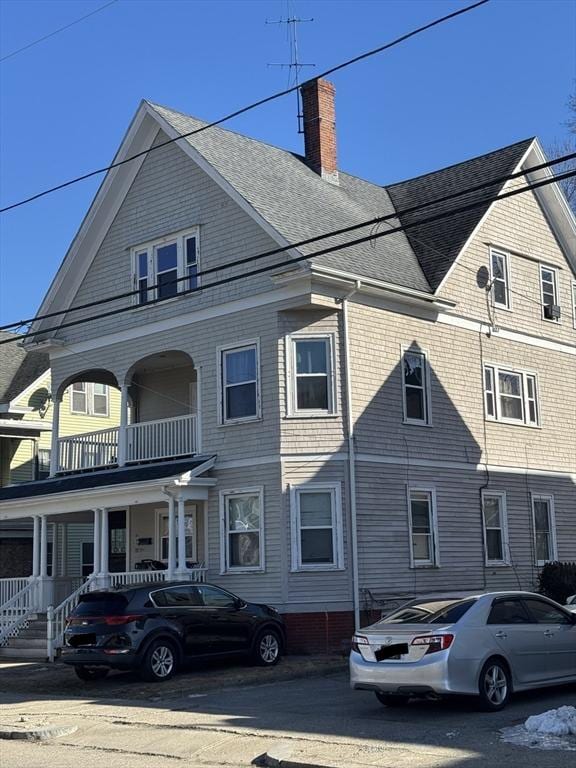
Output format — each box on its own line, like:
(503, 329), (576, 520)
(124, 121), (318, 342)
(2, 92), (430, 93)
(0, 0), (119, 63)
(1, 166), (573, 348)
(1, 149), (572, 333)
(0, 0), (490, 213)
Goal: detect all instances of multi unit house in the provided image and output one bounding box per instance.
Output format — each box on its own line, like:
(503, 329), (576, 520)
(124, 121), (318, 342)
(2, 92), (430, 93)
(0, 78), (574, 659)
(0, 335), (121, 581)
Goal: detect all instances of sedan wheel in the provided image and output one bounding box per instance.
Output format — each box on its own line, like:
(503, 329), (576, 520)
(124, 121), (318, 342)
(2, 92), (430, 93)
(140, 639), (177, 682)
(478, 659), (511, 711)
(254, 630), (281, 666)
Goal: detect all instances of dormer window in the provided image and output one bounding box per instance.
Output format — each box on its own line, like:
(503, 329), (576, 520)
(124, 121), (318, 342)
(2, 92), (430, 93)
(132, 228), (199, 305)
(489, 248), (511, 310)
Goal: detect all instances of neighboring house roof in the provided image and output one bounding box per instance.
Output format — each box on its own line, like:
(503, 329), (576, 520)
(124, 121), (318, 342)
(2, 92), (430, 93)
(386, 138), (535, 291)
(0, 331), (49, 406)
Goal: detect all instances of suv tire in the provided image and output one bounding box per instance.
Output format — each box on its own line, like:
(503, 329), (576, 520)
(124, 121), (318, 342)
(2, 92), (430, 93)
(139, 638), (178, 682)
(253, 628), (282, 666)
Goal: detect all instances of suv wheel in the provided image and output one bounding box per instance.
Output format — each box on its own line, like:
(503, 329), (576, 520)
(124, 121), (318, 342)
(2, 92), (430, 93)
(140, 639), (177, 682)
(478, 658), (511, 711)
(375, 692), (410, 707)
(254, 629), (282, 666)
(74, 665), (109, 682)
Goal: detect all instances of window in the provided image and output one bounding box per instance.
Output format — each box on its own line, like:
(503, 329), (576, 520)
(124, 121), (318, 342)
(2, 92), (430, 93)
(152, 585), (203, 607)
(288, 335), (336, 416)
(290, 483), (344, 571)
(198, 585), (237, 608)
(220, 342), (260, 423)
(220, 489), (263, 572)
(532, 494), (557, 565)
(487, 598), (531, 625)
(132, 229), (200, 305)
(483, 365), (539, 426)
(523, 597), (572, 625)
(402, 349), (430, 425)
(69, 382), (109, 417)
(407, 488), (438, 567)
(36, 449), (51, 480)
(490, 249), (511, 309)
(481, 492), (509, 565)
(157, 508), (197, 563)
(81, 541), (94, 578)
(540, 265), (559, 321)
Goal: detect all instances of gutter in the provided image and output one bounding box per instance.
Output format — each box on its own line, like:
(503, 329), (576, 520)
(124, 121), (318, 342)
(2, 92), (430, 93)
(341, 280), (361, 631)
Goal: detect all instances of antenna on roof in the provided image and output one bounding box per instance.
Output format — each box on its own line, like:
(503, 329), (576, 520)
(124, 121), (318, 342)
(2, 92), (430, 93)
(266, 0), (314, 133)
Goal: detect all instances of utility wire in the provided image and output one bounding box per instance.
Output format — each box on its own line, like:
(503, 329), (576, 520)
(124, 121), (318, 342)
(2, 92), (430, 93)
(0, 0), (119, 63)
(1, 167), (573, 348)
(1, 149), (572, 333)
(0, 0), (490, 213)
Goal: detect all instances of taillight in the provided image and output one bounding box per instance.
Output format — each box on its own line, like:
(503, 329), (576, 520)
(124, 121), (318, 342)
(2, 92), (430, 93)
(103, 615), (144, 626)
(411, 634), (454, 654)
(67, 615), (143, 626)
(351, 634), (369, 653)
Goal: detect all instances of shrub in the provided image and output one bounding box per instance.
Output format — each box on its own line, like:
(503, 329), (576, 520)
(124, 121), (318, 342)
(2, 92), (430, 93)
(538, 561), (576, 604)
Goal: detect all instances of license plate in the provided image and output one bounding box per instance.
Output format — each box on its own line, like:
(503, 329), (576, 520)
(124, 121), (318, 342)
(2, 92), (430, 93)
(375, 643), (408, 661)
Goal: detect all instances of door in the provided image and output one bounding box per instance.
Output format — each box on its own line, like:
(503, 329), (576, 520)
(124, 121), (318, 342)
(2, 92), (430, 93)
(523, 597), (576, 680)
(108, 510), (127, 573)
(197, 585), (255, 654)
(487, 597), (550, 685)
(151, 584), (207, 655)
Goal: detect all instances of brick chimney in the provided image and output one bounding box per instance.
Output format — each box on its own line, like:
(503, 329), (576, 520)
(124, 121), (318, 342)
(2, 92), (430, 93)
(300, 78), (339, 185)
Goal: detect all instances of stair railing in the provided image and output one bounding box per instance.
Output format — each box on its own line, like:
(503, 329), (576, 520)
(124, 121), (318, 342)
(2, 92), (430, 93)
(0, 580), (41, 647)
(47, 575), (96, 662)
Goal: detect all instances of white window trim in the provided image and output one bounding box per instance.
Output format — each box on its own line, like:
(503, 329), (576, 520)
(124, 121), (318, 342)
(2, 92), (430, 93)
(289, 482), (344, 572)
(131, 227), (200, 305)
(154, 506), (198, 564)
(285, 333), (338, 418)
(401, 345), (432, 426)
(483, 363), (540, 428)
(539, 264), (560, 323)
(69, 382), (109, 417)
(571, 281), (576, 330)
(219, 486), (265, 574)
(481, 490), (510, 566)
(489, 247), (512, 311)
(406, 486), (440, 568)
(217, 339), (261, 425)
(531, 493), (558, 566)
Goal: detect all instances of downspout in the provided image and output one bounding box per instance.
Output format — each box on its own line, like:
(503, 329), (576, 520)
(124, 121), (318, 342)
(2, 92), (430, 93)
(342, 281), (361, 631)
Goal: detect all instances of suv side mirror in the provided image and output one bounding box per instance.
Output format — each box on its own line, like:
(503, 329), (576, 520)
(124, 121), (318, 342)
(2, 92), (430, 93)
(235, 598), (247, 610)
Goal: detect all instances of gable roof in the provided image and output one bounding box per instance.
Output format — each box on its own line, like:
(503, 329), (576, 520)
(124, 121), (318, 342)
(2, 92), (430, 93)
(386, 138), (535, 291)
(0, 331), (49, 405)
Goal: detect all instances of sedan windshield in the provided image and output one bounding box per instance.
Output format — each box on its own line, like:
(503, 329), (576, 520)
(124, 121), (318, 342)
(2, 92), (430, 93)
(382, 598), (476, 625)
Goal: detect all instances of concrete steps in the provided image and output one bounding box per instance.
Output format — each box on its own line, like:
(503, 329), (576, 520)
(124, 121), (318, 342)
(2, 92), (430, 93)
(0, 613), (48, 661)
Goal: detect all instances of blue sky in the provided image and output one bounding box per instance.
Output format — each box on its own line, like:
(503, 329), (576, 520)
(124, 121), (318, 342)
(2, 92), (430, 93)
(0, 0), (574, 324)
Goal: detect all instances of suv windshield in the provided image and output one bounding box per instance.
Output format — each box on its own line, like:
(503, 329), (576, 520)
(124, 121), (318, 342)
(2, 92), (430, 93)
(73, 593), (128, 616)
(382, 598), (476, 625)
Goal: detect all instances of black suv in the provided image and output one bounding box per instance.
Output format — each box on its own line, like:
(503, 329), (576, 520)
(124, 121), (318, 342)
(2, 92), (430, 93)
(62, 581), (286, 682)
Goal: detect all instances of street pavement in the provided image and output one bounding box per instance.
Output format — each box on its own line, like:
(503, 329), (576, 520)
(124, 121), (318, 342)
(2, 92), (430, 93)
(0, 662), (575, 767)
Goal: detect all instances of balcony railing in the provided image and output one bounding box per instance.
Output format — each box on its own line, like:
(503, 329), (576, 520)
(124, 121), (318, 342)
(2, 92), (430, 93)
(57, 414), (197, 473)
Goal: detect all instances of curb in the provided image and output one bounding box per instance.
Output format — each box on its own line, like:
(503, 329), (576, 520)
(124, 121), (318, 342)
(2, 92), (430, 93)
(254, 742), (337, 768)
(0, 724), (78, 741)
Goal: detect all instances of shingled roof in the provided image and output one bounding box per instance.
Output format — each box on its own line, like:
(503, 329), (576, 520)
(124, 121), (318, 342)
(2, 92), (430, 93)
(0, 331), (49, 406)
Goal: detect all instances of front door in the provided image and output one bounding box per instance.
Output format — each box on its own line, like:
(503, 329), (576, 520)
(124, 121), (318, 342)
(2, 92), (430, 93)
(108, 510), (127, 573)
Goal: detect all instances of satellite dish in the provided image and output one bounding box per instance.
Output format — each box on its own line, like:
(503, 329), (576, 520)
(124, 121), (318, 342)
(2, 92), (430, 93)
(476, 266), (490, 289)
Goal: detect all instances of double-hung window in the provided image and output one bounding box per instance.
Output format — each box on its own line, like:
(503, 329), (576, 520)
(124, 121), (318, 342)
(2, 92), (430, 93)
(220, 488), (263, 572)
(490, 249), (511, 309)
(220, 342), (260, 423)
(532, 494), (557, 565)
(290, 483), (343, 571)
(402, 349), (430, 425)
(407, 488), (438, 567)
(483, 365), (539, 426)
(481, 492), (509, 565)
(540, 265), (559, 322)
(70, 382), (109, 417)
(132, 229), (199, 305)
(288, 335), (336, 416)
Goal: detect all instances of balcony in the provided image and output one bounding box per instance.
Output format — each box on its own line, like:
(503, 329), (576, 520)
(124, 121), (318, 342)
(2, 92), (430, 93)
(57, 413), (198, 473)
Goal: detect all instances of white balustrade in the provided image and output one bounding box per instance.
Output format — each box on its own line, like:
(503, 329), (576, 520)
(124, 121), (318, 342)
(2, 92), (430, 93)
(0, 581), (41, 646)
(47, 575), (96, 662)
(0, 578), (29, 606)
(58, 427), (119, 472)
(109, 568), (206, 588)
(126, 413), (197, 463)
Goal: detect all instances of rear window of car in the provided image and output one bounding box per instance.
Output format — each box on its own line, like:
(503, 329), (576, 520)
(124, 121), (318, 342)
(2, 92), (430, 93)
(73, 593), (128, 616)
(383, 598), (476, 624)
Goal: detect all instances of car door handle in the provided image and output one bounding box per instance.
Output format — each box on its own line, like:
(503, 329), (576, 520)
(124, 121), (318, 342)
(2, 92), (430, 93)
(495, 631), (507, 639)
(543, 630), (555, 638)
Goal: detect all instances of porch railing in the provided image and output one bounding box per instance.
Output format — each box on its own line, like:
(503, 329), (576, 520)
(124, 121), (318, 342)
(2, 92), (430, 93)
(0, 580), (41, 647)
(126, 414), (197, 463)
(0, 577), (29, 606)
(57, 413), (198, 473)
(47, 575), (96, 662)
(109, 568), (206, 589)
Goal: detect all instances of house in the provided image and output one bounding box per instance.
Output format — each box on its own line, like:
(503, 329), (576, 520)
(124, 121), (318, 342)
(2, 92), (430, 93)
(0, 78), (574, 660)
(0, 333), (121, 582)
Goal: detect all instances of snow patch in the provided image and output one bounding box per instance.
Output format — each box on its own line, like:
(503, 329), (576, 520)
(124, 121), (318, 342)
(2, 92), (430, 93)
(525, 707), (576, 737)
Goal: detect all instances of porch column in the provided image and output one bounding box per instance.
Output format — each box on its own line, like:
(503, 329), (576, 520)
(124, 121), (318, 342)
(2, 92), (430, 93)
(49, 397), (61, 476)
(117, 384), (129, 467)
(167, 495), (177, 578)
(32, 515), (41, 578)
(39, 516), (49, 609)
(177, 497), (187, 574)
(100, 508), (109, 581)
(93, 509), (101, 578)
